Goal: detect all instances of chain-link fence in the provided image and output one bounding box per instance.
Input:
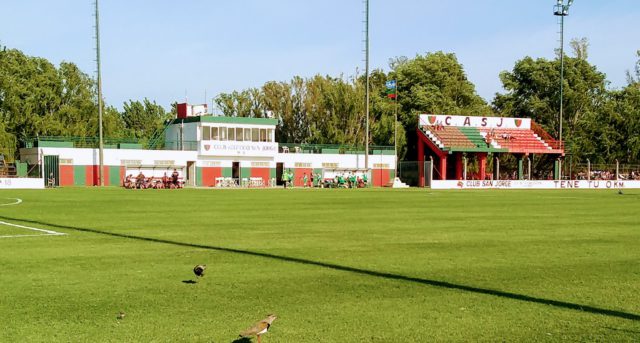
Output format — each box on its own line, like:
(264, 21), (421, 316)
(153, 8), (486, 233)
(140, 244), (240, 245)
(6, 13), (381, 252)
(570, 163), (640, 180)
(398, 157), (640, 187)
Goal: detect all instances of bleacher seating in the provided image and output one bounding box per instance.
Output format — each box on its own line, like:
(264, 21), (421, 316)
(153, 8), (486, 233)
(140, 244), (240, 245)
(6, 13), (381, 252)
(479, 128), (552, 154)
(421, 123), (562, 155)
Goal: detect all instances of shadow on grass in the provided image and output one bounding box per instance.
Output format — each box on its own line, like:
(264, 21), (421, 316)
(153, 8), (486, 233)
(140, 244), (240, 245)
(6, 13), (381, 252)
(182, 280), (197, 284)
(2, 214), (639, 322)
(604, 326), (640, 334)
(230, 337), (252, 343)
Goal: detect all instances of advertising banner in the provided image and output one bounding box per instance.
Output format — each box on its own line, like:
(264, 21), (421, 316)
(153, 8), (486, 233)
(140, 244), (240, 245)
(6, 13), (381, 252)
(199, 141), (278, 157)
(0, 178), (44, 189)
(419, 114), (531, 130)
(431, 180), (640, 190)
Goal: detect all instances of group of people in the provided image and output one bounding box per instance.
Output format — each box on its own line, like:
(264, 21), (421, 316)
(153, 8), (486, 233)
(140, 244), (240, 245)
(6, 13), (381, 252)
(123, 169), (183, 189)
(326, 172), (368, 188)
(281, 170), (323, 188)
(281, 170), (369, 188)
(576, 170), (640, 181)
(484, 129), (516, 146)
(430, 121), (446, 131)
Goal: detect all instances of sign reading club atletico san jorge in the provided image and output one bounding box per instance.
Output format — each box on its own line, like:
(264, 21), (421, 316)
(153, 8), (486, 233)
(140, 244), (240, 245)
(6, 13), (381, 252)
(419, 114), (531, 130)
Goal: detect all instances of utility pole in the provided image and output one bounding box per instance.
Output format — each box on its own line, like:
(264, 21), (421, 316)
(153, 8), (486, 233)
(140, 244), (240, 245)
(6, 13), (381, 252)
(95, 0), (104, 186)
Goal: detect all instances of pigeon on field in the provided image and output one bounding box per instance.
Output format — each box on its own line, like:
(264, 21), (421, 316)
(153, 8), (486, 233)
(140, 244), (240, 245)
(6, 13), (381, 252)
(193, 264), (206, 282)
(618, 189), (623, 195)
(239, 314), (277, 343)
(116, 311), (126, 320)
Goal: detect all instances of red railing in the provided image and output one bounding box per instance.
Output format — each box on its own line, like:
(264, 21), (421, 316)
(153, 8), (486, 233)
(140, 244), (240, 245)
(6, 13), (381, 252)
(531, 121), (564, 151)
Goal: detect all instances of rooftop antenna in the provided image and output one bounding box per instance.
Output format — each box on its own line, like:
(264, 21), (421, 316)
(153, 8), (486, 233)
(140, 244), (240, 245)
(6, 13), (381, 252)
(94, 0), (104, 186)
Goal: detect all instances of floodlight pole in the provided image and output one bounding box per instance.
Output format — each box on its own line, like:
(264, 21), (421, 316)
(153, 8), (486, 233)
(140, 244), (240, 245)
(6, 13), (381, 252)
(554, 0), (574, 180)
(394, 80), (398, 178)
(364, 0), (370, 172)
(95, 0), (104, 186)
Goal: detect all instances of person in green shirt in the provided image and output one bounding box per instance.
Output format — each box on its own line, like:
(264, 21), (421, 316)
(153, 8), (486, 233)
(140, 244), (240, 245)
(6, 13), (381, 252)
(282, 169), (289, 189)
(303, 173), (308, 188)
(349, 172), (356, 189)
(362, 172), (368, 187)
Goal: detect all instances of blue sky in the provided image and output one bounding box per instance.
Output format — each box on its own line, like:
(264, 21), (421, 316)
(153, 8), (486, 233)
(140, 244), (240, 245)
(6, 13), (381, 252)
(1, 1), (639, 111)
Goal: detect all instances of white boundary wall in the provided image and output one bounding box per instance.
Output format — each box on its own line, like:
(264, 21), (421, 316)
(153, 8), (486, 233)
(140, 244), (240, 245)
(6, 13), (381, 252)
(276, 152), (395, 170)
(0, 178), (44, 189)
(19, 147), (198, 166)
(432, 180), (640, 189)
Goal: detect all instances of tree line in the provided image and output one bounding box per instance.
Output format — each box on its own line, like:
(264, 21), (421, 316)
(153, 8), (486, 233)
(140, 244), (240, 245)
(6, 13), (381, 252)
(0, 41), (638, 166)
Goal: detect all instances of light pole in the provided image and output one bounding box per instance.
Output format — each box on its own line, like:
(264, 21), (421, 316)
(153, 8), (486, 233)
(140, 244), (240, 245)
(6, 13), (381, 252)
(554, 0), (574, 179)
(95, 0), (104, 186)
(364, 0), (370, 172)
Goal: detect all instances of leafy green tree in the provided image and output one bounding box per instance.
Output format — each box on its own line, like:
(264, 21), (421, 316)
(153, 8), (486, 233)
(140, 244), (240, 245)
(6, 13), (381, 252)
(570, 37), (589, 61)
(121, 99), (168, 140)
(493, 55), (608, 162)
(389, 52), (491, 159)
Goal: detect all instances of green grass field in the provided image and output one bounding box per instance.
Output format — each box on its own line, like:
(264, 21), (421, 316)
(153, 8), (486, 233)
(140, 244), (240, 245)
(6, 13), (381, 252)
(1, 188), (639, 342)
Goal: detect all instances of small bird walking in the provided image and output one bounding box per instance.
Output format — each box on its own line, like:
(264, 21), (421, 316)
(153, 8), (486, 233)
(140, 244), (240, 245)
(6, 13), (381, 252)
(116, 311), (126, 320)
(239, 314), (277, 343)
(193, 264), (206, 282)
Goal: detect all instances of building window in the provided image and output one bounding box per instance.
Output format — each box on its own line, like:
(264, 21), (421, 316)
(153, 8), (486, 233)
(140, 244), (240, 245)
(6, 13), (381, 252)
(121, 159), (141, 166)
(236, 128), (243, 141)
(211, 127), (219, 140)
(252, 128), (259, 142)
(155, 160), (175, 166)
(267, 129), (274, 142)
(202, 126), (211, 140)
(244, 128), (251, 141)
(228, 127), (235, 141)
(220, 127), (227, 141)
(260, 128), (267, 142)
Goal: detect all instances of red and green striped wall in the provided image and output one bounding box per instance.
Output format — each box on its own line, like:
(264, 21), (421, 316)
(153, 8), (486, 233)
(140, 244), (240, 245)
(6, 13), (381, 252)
(59, 165), (125, 186)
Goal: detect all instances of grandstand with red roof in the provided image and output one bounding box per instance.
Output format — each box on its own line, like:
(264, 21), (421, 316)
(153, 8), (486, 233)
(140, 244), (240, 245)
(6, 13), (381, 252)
(417, 114), (564, 186)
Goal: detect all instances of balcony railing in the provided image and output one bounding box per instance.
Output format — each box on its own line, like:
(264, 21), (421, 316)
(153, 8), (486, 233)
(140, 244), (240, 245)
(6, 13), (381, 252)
(23, 137), (198, 151)
(278, 143), (394, 155)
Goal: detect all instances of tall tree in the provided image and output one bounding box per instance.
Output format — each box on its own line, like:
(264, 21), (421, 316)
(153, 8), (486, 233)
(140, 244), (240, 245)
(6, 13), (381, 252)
(626, 50), (640, 85)
(121, 99), (169, 140)
(570, 37), (589, 60)
(389, 51), (491, 159)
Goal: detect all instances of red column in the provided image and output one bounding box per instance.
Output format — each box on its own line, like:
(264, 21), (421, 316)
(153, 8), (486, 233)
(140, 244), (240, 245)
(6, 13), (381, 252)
(418, 137), (425, 187)
(455, 153), (463, 180)
(478, 153), (487, 180)
(439, 155), (447, 180)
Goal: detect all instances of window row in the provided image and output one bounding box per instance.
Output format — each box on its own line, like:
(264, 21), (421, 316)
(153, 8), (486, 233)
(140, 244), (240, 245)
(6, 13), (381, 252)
(201, 126), (274, 142)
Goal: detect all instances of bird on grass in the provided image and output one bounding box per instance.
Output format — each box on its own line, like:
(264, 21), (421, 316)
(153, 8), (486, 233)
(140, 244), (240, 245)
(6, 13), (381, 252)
(116, 311), (126, 320)
(193, 264), (206, 282)
(239, 314), (277, 343)
(618, 189), (624, 195)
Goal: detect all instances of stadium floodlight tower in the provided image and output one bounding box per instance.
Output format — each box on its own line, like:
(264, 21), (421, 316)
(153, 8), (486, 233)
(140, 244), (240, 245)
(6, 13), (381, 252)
(553, 0), (574, 178)
(94, 0), (105, 186)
